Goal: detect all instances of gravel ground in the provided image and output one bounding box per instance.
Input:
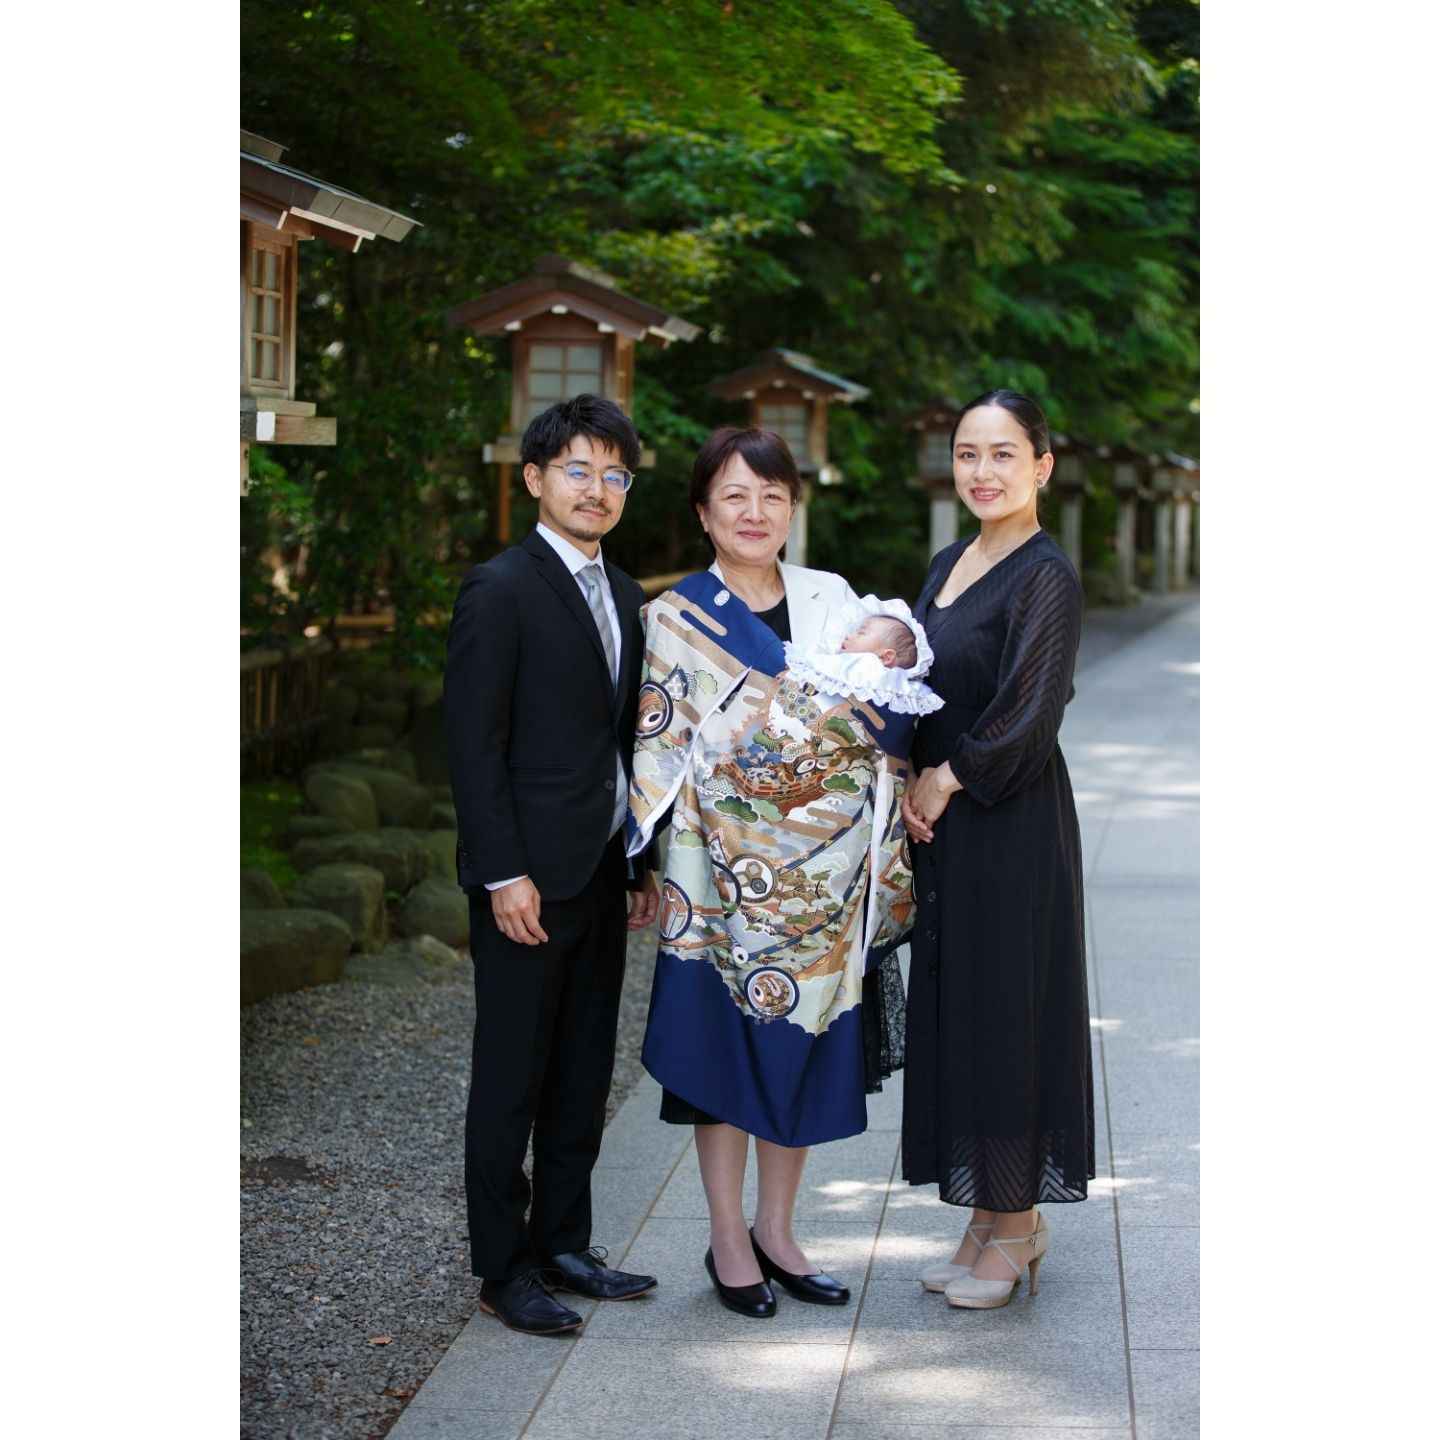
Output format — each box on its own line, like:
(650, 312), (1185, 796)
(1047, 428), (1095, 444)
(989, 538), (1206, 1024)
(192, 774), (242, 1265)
(240, 922), (659, 1440)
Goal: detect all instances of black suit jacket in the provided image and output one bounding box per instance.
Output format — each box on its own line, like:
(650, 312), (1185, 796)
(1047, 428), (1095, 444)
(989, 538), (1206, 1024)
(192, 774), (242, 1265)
(443, 527), (650, 901)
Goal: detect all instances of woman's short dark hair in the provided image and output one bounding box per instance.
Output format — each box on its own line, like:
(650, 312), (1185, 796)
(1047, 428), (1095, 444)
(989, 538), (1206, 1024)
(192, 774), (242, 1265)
(520, 393), (642, 472)
(689, 427), (804, 518)
(949, 389), (1052, 459)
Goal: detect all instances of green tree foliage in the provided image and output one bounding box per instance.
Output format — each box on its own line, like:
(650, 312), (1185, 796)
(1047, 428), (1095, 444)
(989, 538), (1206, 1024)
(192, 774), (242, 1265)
(241, 0), (1197, 659)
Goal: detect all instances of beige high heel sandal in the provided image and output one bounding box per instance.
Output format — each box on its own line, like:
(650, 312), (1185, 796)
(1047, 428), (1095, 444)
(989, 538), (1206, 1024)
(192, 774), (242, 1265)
(944, 1212), (1049, 1309)
(919, 1222), (994, 1292)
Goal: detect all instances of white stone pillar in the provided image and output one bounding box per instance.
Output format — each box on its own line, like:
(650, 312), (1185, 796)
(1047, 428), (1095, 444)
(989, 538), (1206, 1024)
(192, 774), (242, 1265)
(1151, 497), (1173, 594)
(1060, 493), (1083, 575)
(1172, 497), (1192, 590)
(1115, 493), (1137, 599)
(789, 496), (809, 568)
(929, 493), (958, 557)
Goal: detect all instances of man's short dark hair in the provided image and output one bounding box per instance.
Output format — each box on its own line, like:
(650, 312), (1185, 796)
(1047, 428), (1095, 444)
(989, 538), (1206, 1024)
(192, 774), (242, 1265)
(520, 394), (642, 472)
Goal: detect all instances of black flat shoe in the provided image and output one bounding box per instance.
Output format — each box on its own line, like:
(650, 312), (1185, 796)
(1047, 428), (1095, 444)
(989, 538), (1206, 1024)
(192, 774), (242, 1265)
(704, 1248), (777, 1317)
(479, 1270), (584, 1335)
(750, 1228), (851, 1305)
(538, 1247), (658, 1301)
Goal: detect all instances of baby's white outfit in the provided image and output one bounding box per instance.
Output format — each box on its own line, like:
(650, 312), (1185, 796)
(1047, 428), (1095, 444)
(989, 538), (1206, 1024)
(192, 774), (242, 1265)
(782, 594), (944, 717)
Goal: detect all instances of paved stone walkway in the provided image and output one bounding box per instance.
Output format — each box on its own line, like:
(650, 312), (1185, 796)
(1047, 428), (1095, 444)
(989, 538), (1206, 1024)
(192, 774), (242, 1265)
(389, 598), (1199, 1440)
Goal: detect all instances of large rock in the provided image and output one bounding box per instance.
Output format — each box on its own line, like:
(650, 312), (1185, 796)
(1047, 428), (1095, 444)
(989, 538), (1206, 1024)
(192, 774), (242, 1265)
(358, 697), (410, 732)
(409, 697), (450, 786)
(338, 722), (402, 749)
(368, 774), (432, 828)
(241, 867), (284, 909)
(285, 863), (387, 952)
(410, 677), (445, 711)
(382, 746), (420, 782)
(303, 770), (378, 830)
(304, 760), (431, 828)
(325, 684), (360, 725)
(241, 908), (352, 1004)
(287, 814), (353, 845)
(416, 829), (458, 883)
(407, 933), (462, 966)
(399, 876), (469, 946)
(290, 829), (436, 893)
(342, 936), (462, 988)
(353, 669), (414, 701)
(342, 746), (419, 782)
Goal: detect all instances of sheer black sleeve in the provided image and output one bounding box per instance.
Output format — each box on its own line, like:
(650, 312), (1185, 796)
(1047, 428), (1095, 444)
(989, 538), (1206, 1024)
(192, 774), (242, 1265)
(949, 558), (1081, 808)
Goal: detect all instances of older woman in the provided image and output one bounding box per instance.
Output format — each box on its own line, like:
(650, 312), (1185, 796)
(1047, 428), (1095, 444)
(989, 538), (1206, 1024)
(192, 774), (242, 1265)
(627, 427), (911, 1318)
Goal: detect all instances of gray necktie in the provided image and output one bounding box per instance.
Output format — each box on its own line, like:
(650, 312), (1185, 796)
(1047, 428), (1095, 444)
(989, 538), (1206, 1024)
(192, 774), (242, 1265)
(579, 563), (618, 688)
(580, 563), (628, 836)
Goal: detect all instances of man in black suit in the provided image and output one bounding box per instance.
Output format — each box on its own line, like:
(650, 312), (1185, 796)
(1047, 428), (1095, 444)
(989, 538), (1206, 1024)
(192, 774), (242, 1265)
(444, 394), (659, 1335)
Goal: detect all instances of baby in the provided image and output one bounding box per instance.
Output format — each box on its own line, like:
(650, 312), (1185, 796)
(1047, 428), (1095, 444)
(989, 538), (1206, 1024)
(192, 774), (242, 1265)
(839, 614), (920, 670)
(784, 596), (943, 717)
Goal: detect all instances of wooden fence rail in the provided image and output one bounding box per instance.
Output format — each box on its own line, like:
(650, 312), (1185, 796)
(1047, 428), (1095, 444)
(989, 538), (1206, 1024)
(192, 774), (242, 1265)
(241, 637), (336, 780)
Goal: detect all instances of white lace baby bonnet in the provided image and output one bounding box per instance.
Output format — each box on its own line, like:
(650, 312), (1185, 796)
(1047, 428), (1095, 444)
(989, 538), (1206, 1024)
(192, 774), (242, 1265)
(783, 594), (944, 717)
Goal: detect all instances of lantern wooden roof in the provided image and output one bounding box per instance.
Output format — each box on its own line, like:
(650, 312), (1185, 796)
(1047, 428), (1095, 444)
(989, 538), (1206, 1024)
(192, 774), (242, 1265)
(1093, 440), (1163, 467)
(898, 401), (964, 431)
(445, 255), (700, 346)
(708, 349), (869, 404)
(240, 131), (419, 253)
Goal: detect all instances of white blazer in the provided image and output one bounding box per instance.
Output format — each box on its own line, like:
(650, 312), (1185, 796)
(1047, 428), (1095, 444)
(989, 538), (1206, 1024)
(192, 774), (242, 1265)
(707, 559), (859, 646)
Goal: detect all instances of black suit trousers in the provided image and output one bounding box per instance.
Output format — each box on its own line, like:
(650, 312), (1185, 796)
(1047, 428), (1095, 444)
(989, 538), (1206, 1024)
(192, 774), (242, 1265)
(464, 834), (628, 1281)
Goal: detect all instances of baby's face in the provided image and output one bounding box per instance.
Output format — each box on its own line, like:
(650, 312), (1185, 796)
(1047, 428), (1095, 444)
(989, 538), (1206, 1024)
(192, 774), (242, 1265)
(839, 619), (899, 667)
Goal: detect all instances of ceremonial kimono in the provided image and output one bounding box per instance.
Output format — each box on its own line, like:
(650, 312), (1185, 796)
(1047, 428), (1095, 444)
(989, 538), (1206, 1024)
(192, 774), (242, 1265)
(627, 570), (917, 1147)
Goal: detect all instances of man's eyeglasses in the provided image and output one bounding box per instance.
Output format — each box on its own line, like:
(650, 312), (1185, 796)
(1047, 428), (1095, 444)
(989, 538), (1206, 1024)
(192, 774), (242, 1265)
(546, 461), (635, 493)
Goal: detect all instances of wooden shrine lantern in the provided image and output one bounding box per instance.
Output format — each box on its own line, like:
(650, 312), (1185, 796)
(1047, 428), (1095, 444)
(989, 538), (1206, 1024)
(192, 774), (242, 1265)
(707, 349), (869, 566)
(445, 255), (699, 541)
(900, 402), (964, 557)
(239, 130), (418, 495)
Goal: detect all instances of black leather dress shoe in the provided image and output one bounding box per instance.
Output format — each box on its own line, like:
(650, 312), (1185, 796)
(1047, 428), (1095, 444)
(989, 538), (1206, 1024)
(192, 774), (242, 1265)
(478, 1270), (583, 1335)
(704, 1247), (777, 1317)
(750, 1228), (851, 1305)
(538, 1247), (658, 1300)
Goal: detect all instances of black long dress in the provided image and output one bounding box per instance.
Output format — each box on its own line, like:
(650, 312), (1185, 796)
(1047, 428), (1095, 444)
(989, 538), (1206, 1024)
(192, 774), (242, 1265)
(903, 531), (1094, 1210)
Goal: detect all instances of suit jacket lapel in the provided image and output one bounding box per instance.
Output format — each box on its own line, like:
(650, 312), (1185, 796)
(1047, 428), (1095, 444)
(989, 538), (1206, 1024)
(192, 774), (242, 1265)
(604, 559), (634, 720)
(524, 528), (614, 690)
